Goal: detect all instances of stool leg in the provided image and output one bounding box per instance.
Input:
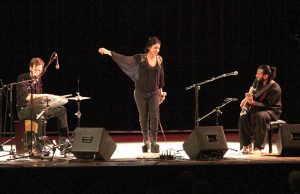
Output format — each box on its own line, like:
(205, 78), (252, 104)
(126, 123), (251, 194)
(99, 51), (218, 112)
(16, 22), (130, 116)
(268, 126), (272, 153)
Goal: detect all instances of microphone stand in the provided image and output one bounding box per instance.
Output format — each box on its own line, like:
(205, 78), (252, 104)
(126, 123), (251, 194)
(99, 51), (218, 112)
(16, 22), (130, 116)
(185, 71), (238, 128)
(197, 98), (237, 125)
(37, 52), (57, 79)
(0, 79), (35, 157)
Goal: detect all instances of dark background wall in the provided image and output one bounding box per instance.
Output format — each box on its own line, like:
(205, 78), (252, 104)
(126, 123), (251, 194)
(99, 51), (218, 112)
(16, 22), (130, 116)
(0, 0), (299, 132)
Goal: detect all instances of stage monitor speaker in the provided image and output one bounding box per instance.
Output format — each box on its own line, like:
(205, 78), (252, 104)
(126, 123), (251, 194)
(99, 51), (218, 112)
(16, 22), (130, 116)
(71, 128), (117, 160)
(183, 126), (228, 160)
(276, 124), (300, 156)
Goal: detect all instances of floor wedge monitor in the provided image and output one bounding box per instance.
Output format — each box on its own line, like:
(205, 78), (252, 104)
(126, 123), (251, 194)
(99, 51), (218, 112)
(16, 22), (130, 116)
(71, 128), (117, 160)
(277, 124), (300, 156)
(183, 126), (228, 160)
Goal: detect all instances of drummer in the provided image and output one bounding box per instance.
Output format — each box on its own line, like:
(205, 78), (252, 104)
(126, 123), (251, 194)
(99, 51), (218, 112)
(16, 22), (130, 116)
(16, 57), (70, 155)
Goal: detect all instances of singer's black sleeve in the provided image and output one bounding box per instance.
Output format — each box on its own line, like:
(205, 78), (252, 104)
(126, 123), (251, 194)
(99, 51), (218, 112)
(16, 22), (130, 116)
(111, 51), (139, 82)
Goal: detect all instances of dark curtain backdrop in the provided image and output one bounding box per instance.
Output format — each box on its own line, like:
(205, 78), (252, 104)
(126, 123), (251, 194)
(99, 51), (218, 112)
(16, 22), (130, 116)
(0, 0), (299, 132)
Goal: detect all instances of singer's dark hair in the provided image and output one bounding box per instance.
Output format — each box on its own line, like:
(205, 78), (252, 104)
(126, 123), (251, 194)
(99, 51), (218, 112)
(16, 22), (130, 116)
(29, 58), (45, 68)
(144, 36), (161, 53)
(258, 64), (277, 81)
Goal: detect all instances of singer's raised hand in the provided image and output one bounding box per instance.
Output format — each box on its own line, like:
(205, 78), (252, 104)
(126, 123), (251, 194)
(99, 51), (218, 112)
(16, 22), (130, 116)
(98, 48), (112, 56)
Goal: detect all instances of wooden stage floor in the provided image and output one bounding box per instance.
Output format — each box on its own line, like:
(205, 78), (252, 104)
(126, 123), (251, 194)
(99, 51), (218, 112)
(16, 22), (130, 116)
(0, 133), (300, 193)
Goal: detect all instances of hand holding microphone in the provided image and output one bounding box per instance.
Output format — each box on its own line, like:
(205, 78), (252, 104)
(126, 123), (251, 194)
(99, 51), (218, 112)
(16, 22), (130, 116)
(160, 92), (167, 104)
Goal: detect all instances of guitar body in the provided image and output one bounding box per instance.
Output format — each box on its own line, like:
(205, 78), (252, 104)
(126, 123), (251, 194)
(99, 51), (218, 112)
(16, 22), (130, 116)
(239, 80), (274, 116)
(240, 87), (256, 116)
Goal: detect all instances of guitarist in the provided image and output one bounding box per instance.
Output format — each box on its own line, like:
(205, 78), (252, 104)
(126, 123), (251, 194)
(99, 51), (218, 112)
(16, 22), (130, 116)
(239, 65), (282, 154)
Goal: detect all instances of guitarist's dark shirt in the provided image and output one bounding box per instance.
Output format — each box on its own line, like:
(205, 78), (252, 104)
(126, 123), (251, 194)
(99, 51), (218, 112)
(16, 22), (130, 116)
(251, 81), (282, 118)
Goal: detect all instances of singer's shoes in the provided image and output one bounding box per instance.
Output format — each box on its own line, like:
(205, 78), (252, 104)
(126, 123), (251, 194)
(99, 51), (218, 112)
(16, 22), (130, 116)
(253, 148), (262, 155)
(150, 143), (160, 153)
(142, 143), (150, 153)
(241, 144), (253, 154)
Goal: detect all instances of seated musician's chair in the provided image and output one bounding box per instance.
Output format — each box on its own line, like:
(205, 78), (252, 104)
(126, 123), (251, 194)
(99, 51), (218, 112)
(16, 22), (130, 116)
(14, 117), (59, 154)
(14, 119), (39, 154)
(268, 119), (287, 153)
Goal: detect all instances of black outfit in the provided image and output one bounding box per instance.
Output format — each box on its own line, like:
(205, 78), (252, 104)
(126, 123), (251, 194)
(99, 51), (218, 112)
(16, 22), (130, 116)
(111, 52), (164, 153)
(238, 80), (282, 149)
(16, 73), (69, 151)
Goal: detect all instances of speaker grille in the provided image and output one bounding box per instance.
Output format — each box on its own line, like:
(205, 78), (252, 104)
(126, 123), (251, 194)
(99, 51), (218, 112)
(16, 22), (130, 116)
(277, 124), (300, 156)
(71, 128), (117, 160)
(183, 126), (228, 160)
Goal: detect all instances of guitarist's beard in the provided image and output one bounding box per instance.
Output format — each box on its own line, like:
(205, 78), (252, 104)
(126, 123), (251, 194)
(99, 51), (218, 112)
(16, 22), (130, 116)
(256, 81), (263, 90)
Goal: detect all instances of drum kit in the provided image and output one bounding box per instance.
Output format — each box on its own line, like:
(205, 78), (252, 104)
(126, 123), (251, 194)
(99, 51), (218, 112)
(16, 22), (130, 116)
(5, 92), (92, 160)
(25, 76), (91, 159)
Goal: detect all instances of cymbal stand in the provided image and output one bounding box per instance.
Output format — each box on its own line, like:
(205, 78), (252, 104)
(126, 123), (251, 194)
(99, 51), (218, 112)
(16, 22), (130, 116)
(35, 97), (57, 159)
(75, 77), (81, 128)
(67, 94), (82, 148)
(70, 77), (82, 140)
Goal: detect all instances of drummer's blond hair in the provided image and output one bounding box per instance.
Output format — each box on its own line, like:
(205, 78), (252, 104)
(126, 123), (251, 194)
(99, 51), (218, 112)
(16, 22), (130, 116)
(29, 58), (45, 68)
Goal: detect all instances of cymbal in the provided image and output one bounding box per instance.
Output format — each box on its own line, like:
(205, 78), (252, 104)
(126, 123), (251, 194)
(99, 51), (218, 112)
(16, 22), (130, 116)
(27, 94), (68, 109)
(68, 95), (91, 101)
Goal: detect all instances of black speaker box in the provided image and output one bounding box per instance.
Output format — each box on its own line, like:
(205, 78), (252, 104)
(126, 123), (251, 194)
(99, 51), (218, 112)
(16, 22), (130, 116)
(71, 128), (117, 160)
(183, 126), (228, 160)
(276, 124), (300, 156)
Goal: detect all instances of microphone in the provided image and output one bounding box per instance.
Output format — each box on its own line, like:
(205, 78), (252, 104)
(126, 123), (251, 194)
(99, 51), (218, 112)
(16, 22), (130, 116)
(27, 76), (39, 91)
(225, 71), (238, 76)
(55, 53), (59, 69)
(224, 98), (238, 102)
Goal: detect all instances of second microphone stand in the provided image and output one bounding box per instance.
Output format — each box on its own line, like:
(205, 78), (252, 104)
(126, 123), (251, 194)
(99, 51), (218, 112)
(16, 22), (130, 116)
(185, 71), (238, 128)
(197, 98), (238, 126)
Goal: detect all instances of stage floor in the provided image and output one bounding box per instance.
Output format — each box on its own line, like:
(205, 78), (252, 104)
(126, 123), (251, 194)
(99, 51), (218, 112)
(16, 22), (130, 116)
(0, 140), (300, 193)
(0, 140), (299, 167)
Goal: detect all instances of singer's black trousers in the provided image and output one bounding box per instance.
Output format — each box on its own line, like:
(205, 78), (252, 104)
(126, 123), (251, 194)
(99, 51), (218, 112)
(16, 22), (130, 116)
(134, 89), (160, 134)
(18, 106), (69, 138)
(238, 110), (278, 149)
